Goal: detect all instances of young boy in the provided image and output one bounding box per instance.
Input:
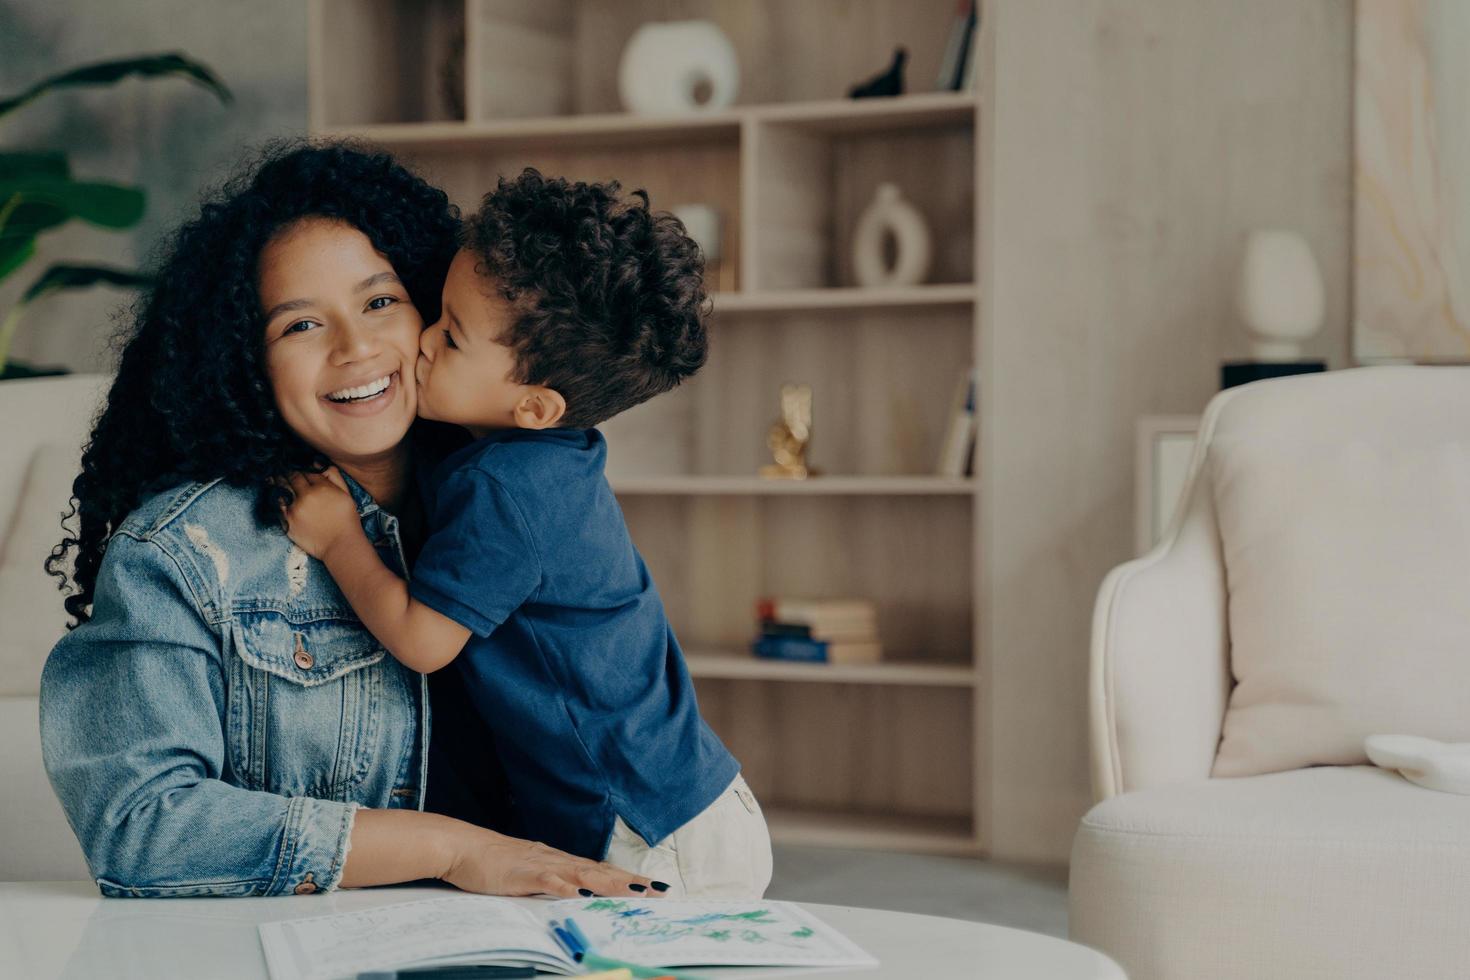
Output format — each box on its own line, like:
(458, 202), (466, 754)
(282, 169), (770, 899)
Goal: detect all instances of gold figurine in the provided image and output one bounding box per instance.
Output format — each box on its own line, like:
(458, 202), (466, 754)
(760, 383), (818, 480)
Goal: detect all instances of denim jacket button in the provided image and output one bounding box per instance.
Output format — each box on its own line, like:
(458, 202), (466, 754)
(293, 634), (314, 670)
(293, 878), (318, 895)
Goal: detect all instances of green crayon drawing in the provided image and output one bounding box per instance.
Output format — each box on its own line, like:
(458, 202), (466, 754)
(678, 909), (776, 926)
(585, 899), (630, 913)
(580, 901), (826, 952)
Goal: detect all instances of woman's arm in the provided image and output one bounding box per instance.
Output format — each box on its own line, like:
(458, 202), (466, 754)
(40, 532), (358, 896)
(342, 809), (658, 897)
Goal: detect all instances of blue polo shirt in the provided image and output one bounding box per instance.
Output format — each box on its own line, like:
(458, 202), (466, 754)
(410, 427), (739, 860)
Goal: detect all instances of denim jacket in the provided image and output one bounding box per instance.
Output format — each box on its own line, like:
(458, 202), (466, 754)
(39, 475), (427, 897)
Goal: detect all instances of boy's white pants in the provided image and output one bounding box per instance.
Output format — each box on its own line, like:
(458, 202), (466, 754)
(604, 773), (773, 899)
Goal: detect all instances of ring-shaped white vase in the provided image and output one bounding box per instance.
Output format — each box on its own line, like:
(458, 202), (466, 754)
(618, 21), (740, 116)
(852, 183), (933, 288)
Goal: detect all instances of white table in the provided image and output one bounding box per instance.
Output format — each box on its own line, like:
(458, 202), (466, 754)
(0, 881), (1125, 979)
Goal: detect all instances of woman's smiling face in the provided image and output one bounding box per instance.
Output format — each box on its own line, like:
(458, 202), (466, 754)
(260, 217), (422, 467)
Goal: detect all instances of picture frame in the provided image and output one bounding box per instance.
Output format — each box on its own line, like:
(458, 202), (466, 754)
(1134, 415), (1201, 556)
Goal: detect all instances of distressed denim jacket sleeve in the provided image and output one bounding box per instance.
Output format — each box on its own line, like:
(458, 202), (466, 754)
(39, 530), (358, 898)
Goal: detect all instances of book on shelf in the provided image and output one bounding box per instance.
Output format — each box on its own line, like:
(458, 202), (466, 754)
(753, 634), (883, 665)
(960, 2), (983, 92)
(759, 620), (876, 643)
(756, 596), (879, 636)
(937, 1), (979, 91)
(754, 596), (882, 664)
(936, 365), (977, 477)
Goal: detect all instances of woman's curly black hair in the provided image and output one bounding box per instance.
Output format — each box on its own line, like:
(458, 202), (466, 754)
(462, 168), (709, 429)
(47, 140), (460, 627)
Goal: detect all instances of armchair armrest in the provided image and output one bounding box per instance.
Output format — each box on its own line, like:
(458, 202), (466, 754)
(1090, 434), (1232, 800)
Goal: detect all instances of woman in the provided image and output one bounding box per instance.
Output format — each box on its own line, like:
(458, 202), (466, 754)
(40, 142), (653, 898)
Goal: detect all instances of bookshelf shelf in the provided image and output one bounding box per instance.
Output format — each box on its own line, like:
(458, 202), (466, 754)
(685, 651), (977, 687)
(711, 284), (977, 315)
(611, 476), (975, 496)
(316, 92), (976, 153)
(318, 113), (741, 152)
(747, 91), (977, 133)
(311, 0), (985, 857)
(764, 806), (979, 855)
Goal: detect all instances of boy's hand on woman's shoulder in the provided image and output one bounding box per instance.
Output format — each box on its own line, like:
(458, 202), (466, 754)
(280, 467), (361, 561)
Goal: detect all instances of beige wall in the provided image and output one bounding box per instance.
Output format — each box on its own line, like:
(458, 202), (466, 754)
(980, 0), (1352, 862)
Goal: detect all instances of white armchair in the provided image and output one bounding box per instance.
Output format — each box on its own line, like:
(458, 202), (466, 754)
(1070, 367), (1470, 980)
(0, 374), (108, 881)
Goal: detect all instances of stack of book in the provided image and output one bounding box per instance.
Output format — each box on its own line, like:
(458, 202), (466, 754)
(752, 597), (882, 664)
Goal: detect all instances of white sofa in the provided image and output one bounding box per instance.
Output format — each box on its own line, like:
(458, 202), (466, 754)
(1069, 367), (1470, 980)
(0, 374), (109, 880)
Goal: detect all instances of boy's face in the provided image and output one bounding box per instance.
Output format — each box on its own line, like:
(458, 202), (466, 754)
(417, 249), (542, 436)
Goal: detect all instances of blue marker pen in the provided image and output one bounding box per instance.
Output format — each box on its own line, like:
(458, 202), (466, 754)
(551, 922), (584, 960)
(564, 917), (592, 955)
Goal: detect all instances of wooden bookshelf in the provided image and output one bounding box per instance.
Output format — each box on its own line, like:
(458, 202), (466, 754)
(310, 0), (984, 857)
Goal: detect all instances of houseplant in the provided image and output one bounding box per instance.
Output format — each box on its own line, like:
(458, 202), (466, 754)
(0, 53), (231, 379)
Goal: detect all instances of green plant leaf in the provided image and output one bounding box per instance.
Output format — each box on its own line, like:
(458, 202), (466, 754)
(0, 266), (151, 377)
(1, 200), (69, 241)
(0, 236), (35, 281)
(0, 151), (69, 181)
(0, 361), (70, 380)
(0, 52), (233, 118)
(0, 177), (145, 229)
(20, 263), (152, 304)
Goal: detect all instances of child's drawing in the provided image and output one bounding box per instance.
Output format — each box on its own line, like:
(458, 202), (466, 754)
(579, 902), (818, 951)
(548, 898), (878, 969)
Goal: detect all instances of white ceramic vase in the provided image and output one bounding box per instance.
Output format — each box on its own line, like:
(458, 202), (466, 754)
(852, 183), (932, 288)
(618, 21), (740, 116)
(671, 204), (722, 263)
(1236, 229), (1325, 361)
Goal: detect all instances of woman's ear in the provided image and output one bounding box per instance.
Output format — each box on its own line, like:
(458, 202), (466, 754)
(512, 386), (567, 430)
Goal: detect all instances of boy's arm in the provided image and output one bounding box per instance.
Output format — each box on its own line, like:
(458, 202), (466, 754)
(281, 469), (469, 673)
(319, 531), (470, 673)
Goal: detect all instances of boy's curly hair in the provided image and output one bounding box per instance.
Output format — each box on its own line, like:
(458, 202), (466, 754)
(47, 140), (460, 627)
(462, 168), (710, 429)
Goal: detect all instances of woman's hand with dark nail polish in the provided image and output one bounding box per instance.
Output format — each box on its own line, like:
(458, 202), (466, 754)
(628, 883), (647, 892)
(650, 881), (670, 892)
(578, 888), (595, 897)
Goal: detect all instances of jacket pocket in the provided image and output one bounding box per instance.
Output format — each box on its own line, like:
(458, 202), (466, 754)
(232, 609), (386, 686)
(226, 611), (387, 799)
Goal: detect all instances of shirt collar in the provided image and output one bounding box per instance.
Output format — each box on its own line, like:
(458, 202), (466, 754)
(338, 470), (382, 519)
(472, 427), (592, 448)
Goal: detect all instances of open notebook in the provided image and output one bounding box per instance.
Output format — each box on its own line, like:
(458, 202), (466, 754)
(259, 896), (878, 980)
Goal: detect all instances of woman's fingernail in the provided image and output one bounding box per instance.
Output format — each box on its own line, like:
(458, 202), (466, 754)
(651, 881), (670, 892)
(628, 883), (647, 893)
(578, 888), (594, 897)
